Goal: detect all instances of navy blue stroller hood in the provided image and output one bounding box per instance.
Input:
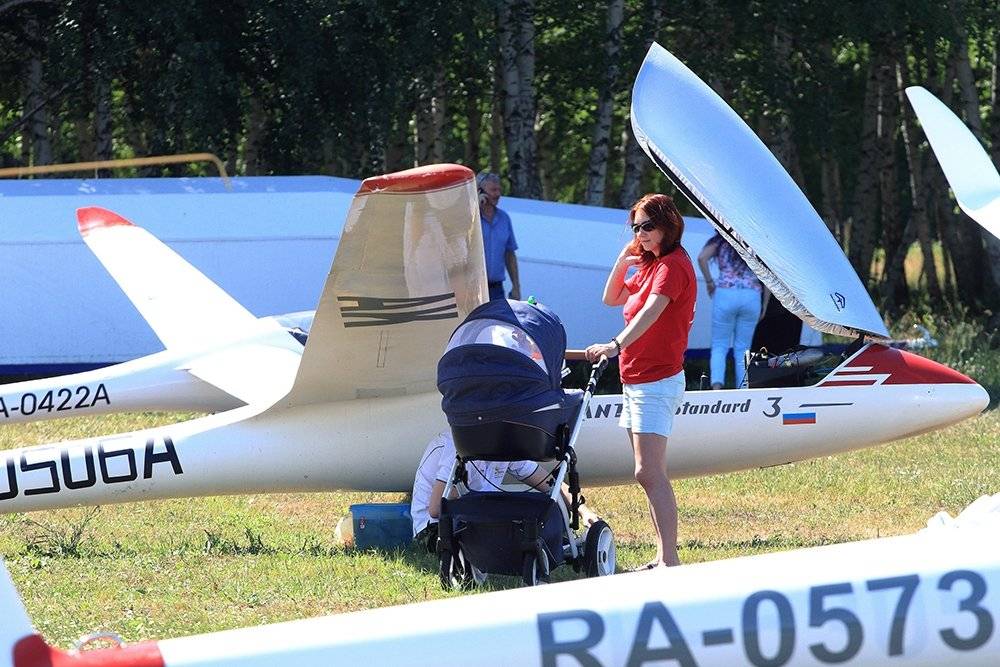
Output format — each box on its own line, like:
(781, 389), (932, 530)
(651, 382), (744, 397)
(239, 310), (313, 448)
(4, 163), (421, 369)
(437, 299), (575, 428)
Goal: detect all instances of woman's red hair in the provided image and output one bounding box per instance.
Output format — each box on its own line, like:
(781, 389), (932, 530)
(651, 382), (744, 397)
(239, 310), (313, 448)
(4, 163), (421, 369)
(627, 193), (684, 263)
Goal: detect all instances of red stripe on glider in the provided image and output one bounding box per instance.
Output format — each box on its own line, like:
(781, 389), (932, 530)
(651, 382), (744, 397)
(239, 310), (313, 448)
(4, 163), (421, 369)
(14, 634), (164, 667)
(822, 344), (977, 386)
(359, 164), (473, 195)
(77, 207), (135, 236)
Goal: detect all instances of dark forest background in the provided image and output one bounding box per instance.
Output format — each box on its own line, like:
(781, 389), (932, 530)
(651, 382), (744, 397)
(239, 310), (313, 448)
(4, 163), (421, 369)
(2, 0), (1000, 323)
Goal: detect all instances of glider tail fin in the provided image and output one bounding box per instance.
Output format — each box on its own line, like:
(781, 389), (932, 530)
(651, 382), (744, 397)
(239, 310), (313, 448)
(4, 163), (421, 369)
(275, 164), (488, 407)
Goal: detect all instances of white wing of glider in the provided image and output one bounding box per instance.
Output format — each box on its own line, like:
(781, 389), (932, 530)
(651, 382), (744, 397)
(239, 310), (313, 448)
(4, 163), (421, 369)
(905, 86), (1000, 240)
(275, 164), (488, 407)
(78, 206), (301, 405)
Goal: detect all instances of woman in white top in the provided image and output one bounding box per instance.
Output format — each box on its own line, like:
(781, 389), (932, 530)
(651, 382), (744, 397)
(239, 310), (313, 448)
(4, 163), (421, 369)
(411, 431), (598, 549)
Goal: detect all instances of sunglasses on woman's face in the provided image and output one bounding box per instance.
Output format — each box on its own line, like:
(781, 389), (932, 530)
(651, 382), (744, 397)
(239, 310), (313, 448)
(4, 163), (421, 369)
(631, 220), (656, 234)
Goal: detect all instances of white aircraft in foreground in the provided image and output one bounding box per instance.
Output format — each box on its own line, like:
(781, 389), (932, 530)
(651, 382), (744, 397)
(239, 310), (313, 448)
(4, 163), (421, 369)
(0, 46), (989, 514)
(905, 86), (1000, 241)
(3, 496), (999, 666)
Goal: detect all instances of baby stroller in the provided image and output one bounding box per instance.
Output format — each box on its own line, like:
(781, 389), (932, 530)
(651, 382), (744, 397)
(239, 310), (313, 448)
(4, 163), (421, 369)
(435, 299), (615, 588)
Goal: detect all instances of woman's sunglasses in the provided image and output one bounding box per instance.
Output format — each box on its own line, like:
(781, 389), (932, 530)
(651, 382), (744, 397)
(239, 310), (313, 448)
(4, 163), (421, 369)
(631, 220), (656, 234)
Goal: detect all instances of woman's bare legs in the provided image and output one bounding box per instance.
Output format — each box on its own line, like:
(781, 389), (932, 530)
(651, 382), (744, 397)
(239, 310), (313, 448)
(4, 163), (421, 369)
(631, 429), (680, 566)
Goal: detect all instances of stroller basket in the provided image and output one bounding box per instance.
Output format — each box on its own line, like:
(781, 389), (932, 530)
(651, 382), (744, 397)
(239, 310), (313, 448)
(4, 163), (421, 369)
(443, 491), (564, 576)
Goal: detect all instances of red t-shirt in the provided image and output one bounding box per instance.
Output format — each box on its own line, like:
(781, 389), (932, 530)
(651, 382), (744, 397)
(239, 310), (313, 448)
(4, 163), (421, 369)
(619, 247), (696, 384)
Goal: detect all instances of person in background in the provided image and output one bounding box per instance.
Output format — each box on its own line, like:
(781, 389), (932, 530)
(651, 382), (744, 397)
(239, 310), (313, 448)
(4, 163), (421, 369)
(697, 233), (765, 389)
(411, 430), (599, 552)
(584, 193), (696, 569)
(477, 171), (521, 301)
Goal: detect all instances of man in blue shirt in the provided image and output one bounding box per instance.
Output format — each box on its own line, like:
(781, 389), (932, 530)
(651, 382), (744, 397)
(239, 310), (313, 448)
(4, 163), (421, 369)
(477, 171), (521, 301)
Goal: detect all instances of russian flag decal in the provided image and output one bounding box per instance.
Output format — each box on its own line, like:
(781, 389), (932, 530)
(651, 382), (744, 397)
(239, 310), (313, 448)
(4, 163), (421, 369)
(783, 412), (816, 425)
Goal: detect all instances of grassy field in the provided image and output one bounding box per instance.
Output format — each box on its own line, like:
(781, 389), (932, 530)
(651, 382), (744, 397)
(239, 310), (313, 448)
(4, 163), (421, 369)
(0, 408), (996, 648)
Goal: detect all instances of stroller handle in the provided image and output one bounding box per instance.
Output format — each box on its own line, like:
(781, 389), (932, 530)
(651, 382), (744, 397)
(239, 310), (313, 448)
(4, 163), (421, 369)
(564, 351), (609, 394)
(586, 356), (608, 394)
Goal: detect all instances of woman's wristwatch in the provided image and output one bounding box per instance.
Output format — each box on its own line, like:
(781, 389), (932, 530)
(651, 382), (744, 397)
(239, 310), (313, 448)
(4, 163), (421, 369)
(611, 337), (622, 355)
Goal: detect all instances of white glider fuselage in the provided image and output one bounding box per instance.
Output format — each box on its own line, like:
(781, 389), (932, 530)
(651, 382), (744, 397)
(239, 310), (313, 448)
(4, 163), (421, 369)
(0, 159), (989, 515)
(0, 343), (986, 513)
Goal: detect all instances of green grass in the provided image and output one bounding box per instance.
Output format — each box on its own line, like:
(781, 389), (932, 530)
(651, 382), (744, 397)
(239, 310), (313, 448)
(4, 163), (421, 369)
(0, 409), (997, 647)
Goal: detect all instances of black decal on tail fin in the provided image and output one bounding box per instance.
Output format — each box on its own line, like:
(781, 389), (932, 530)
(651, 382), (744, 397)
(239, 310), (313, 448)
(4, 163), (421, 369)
(338, 293), (458, 328)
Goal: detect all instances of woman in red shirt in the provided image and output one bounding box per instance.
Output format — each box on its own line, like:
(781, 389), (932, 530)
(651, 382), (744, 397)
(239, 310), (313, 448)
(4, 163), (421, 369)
(585, 193), (696, 569)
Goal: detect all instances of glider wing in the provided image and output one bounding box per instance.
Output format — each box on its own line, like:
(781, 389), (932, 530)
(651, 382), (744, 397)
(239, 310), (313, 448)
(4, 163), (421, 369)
(905, 86), (1000, 240)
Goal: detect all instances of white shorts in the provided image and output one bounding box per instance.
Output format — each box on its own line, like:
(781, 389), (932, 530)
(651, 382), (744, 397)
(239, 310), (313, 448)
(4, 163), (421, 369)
(619, 370), (686, 437)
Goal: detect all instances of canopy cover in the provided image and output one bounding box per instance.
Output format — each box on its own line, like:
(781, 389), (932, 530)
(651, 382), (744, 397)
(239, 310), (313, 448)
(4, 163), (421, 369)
(631, 43), (889, 340)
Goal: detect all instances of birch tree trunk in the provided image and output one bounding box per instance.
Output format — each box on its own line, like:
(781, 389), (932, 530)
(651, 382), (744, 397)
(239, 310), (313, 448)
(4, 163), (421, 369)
(934, 53), (988, 306)
(415, 71), (447, 165)
(620, 0), (664, 208)
(896, 57), (942, 306)
(464, 89), (482, 167)
(762, 19), (806, 188)
(820, 150), (844, 242)
(243, 94), (267, 175)
(878, 43), (907, 314)
(847, 53), (886, 284)
(498, 0), (542, 198)
(949, 0), (1000, 299)
(94, 76), (112, 161)
(383, 109), (410, 172)
(23, 17), (51, 166)
(990, 29), (1000, 166)
(490, 64), (503, 174)
(584, 0), (624, 206)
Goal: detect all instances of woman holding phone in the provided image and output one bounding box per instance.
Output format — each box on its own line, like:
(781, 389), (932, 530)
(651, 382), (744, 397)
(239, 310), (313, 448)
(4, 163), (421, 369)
(585, 193), (696, 569)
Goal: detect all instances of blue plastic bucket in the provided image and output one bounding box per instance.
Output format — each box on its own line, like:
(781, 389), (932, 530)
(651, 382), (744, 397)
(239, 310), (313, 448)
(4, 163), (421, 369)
(350, 502), (413, 550)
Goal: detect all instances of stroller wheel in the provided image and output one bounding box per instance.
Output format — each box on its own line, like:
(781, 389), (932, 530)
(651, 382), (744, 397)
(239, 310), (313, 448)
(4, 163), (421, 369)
(584, 520), (616, 577)
(439, 548), (482, 590)
(521, 550), (550, 586)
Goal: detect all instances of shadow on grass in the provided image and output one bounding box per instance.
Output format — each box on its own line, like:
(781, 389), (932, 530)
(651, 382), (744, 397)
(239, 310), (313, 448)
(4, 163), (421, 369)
(381, 540), (606, 592)
(681, 533), (838, 553)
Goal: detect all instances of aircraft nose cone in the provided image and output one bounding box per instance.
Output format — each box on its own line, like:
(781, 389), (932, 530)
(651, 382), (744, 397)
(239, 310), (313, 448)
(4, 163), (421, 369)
(886, 346), (989, 416)
(826, 344), (989, 417)
(970, 382), (991, 413)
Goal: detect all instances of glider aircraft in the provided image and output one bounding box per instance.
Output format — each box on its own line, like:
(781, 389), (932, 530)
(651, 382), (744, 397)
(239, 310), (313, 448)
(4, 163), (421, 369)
(0, 47), (989, 514)
(3, 497), (999, 665)
(0, 42), (997, 667)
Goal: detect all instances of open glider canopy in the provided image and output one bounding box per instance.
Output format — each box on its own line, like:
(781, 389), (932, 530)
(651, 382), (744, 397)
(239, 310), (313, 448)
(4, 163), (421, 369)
(278, 164), (487, 407)
(905, 86), (1000, 241)
(631, 43), (889, 340)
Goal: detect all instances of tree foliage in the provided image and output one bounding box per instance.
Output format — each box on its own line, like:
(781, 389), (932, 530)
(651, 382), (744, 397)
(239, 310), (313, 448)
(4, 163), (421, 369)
(1, 0), (999, 317)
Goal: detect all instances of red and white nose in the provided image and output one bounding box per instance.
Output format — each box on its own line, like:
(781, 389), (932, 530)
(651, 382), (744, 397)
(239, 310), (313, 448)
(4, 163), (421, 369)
(821, 343), (989, 410)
